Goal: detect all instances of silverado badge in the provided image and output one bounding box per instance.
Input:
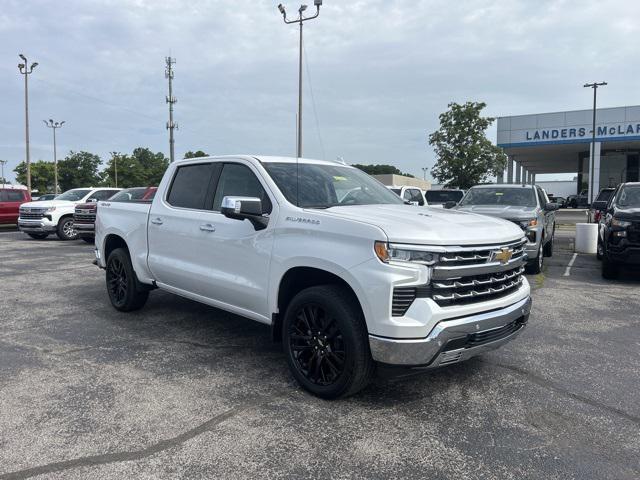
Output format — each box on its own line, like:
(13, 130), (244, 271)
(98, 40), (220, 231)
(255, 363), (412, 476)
(491, 248), (513, 264)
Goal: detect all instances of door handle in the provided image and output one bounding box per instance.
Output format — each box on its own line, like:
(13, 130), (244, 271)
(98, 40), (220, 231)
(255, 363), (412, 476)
(150, 217), (163, 225)
(199, 223), (216, 232)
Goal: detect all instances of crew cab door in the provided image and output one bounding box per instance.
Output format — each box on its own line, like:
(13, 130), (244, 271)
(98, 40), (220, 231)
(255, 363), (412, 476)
(203, 161), (276, 318)
(147, 161), (221, 299)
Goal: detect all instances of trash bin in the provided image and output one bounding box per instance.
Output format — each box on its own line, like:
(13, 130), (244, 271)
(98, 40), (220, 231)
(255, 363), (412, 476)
(575, 223), (598, 254)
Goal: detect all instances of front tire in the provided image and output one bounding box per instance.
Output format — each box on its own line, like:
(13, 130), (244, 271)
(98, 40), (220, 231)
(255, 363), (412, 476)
(27, 233), (48, 240)
(106, 248), (149, 312)
(526, 242), (544, 274)
(56, 217), (79, 241)
(282, 285), (375, 399)
(601, 254), (618, 279)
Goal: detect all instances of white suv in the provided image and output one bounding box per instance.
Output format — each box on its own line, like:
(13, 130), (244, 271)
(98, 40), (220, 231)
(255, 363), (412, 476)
(19, 187), (120, 240)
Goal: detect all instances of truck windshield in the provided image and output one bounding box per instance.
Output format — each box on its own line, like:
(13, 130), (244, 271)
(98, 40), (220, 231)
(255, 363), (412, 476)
(425, 190), (464, 203)
(459, 187), (537, 207)
(263, 162), (404, 208)
(596, 189), (615, 202)
(56, 189), (91, 201)
(617, 186), (640, 207)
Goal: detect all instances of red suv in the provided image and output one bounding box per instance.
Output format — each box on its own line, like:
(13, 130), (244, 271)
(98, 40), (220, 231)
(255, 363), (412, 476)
(0, 186), (31, 225)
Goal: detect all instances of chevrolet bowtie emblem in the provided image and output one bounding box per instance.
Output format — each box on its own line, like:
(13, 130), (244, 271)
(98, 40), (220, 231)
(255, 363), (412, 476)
(492, 248), (513, 264)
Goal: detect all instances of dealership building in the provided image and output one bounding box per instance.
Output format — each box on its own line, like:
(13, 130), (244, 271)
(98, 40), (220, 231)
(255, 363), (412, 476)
(496, 105), (640, 200)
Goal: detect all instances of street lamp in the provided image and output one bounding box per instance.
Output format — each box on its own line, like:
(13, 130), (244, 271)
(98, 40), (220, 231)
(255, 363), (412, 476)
(421, 167), (428, 181)
(277, 1), (322, 158)
(583, 81), (607, 204)
(0, 160), (7, 188)
(18, 54), (38, 194)
(43, 119), (65, 194)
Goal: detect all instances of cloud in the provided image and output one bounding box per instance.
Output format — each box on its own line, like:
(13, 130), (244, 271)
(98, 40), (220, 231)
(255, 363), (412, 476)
(1, 0), (639, 183)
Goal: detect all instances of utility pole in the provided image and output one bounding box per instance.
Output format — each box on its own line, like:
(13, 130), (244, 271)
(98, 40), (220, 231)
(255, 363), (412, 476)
(277, 1), (322, 158)
(43, 119), (65, 194)
(18, 54), (38, 194)
(583, 81), (607, 204)
(0, 160), (7, 187)
(165, 56), (178, 162)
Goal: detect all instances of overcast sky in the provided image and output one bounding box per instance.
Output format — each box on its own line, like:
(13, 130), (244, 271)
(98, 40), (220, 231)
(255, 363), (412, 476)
(1, 0), (639, 184)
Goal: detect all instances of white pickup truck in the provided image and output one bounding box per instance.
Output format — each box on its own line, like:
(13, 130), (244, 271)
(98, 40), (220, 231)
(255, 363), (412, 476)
(95, 155), (531, 398)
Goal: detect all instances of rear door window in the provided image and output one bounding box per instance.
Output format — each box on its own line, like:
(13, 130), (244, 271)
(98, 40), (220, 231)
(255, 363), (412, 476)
(0, 190), (25, 202)
(167, 163), (217, 210)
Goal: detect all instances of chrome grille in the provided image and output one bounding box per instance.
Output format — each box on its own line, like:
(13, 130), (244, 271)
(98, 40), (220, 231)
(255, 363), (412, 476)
(20, 211), (45, 220)
(391, 239), (527, 315)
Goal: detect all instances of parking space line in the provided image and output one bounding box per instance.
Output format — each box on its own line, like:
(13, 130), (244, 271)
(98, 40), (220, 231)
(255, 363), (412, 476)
(563, 253), (578, 277)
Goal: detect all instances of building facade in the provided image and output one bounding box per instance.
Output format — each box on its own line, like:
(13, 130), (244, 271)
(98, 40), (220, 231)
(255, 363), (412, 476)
(497, 105), (640, 201)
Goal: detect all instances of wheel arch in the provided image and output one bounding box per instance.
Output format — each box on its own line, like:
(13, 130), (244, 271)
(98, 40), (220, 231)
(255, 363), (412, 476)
(271, 266), (366, 343)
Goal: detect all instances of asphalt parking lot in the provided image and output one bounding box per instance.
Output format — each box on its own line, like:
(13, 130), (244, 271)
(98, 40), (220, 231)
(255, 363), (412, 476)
(0, 227), (639, 479)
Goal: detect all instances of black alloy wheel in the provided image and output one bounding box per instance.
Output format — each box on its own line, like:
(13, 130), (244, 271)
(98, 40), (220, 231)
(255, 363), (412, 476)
(283, 285), (375, 399)
(105, 248), (149, 312)
(288, 303), (346, 387)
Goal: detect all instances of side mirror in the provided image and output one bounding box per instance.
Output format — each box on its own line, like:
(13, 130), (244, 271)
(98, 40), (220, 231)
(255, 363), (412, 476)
(221, 196), (269, 230)
(544, 202), (559, 211)
(444, 201), (457, 209)
(591, 200), (608, 211)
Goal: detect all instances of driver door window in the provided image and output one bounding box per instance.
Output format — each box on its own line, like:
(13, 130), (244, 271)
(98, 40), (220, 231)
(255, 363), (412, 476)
(212, 163), (271, 213)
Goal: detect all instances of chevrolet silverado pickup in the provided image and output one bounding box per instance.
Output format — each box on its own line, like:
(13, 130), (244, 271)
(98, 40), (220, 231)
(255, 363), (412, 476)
(95, 155), (531, 398)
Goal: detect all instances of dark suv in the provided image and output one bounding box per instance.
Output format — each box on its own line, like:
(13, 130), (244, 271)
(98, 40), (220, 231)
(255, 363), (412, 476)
(595, 182), (640, 278)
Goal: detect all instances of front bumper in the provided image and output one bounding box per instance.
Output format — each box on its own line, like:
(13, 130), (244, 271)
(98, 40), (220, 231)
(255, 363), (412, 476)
(369, 296), (531, 367)
(18, 219), (57, 233)
(74, 222), (95, 236)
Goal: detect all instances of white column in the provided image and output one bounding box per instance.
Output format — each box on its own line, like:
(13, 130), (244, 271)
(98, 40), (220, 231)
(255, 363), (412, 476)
(507, 157), (514, 183)
(515, 162), (521, 183)
(531, 173), (536, 185)
(588, 142), (601, 203)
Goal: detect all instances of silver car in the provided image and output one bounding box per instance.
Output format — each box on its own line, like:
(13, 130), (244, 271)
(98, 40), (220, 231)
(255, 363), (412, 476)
(454, 184), (558, 274)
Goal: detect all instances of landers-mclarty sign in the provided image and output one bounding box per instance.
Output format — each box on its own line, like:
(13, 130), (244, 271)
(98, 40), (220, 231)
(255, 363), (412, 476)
(525, 123), (640, 142)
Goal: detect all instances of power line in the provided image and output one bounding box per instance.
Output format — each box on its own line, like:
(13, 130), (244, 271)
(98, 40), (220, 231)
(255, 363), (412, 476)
(302, 38), (326, 160)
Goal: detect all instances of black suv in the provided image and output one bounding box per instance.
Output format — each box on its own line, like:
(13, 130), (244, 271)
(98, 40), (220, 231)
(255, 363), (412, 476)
(595, 182), (640, 278)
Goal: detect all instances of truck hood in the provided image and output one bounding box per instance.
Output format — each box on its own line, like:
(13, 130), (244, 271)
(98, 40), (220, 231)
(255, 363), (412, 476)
(455, 205), (538, 221)
(319, 204), (524, 245)
(614, 207), (640, 220)
(20, 200), (77, 209)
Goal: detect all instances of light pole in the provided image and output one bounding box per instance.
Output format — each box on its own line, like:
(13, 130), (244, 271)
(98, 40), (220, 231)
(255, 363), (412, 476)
(584, 81), (607, 204)
(0, 160), (7, 187)
(421, 167), (428, 181)
(277, 1), (322, 158)
(18, 54), (38, 194)
(43, 119), (65, 194)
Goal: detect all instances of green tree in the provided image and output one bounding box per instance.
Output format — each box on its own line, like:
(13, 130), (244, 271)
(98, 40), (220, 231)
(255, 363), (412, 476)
(57, 151), (102, 191)
(101, 148), (168, 188)
(428, 101), (507, 189)
(352, 164), (414, 178)
(184, 150), (209, 159)
(14, 160), (56, 193)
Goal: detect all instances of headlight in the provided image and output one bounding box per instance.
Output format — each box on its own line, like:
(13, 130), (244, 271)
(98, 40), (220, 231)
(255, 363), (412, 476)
(374, 241), (438, 265)
(45, 207), (56, 213)
(519, 218), (538, 228)
(611, 218), (631, 228)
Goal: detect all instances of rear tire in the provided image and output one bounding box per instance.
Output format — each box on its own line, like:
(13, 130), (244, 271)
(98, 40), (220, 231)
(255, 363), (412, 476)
(27, 233), (48, 240)
(282, 285), (375, 399)
(106, 248), (149, 312)
(56, 217), (78, 241)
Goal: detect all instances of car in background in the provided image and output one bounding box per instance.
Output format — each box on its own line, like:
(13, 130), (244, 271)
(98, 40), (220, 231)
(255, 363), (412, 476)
(425, 189), (465, 208)
(18, 187), (121, 240)
(74, 187), (157, 243)
(547, 194), (566, 208)
(33, 193), (58, 202)
(590, 188), (616, 223)
(455, 184), (558, 274)
(0, 185), (31, 225)
(567, 189), (589, 208)
(595, 182), (640, 278)
(387, 186), (427, 206)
